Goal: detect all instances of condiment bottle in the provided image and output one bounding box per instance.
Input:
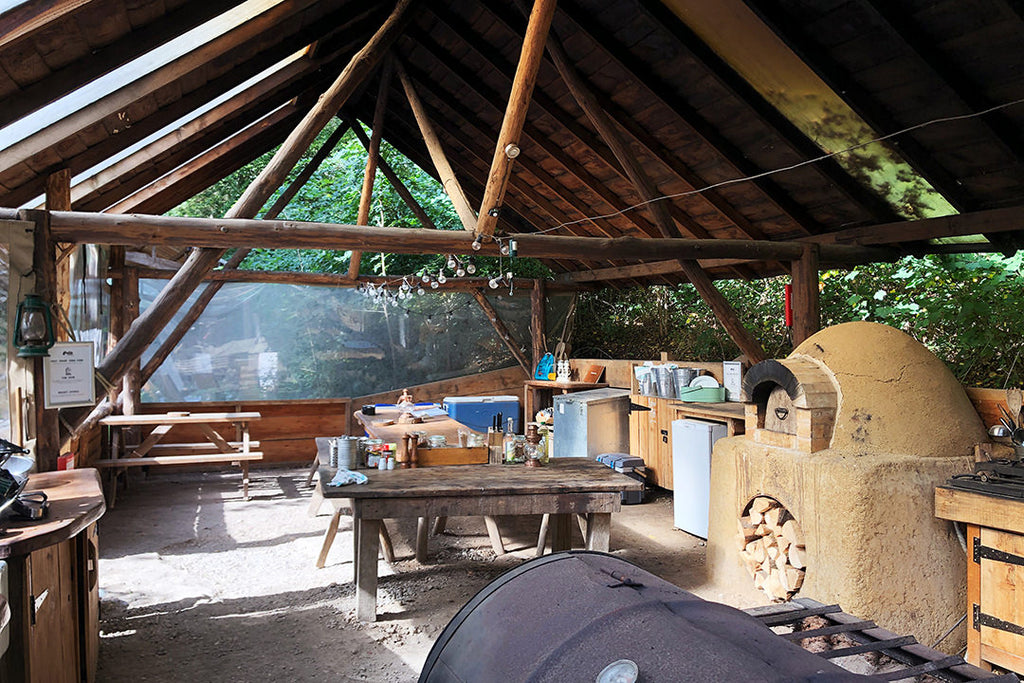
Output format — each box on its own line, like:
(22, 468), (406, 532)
(503, 417), (516, 463)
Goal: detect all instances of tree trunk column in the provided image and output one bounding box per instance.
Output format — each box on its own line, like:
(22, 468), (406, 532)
(790, 244), (821, 347)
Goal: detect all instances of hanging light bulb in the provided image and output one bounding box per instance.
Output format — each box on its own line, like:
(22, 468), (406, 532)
(430, 278), (439, 289)
(488, 276), (501, 289)
(437, 270), (447, 284)
(456, 266), (466, 277)
(472, 236), (482, 251)
(466, 261), (477, 274)
(499, 242), (510, 256)
(401, 278), (411, 292)
(417, 286), (425, 295)
(421, 272), (431, 284)
(447, 255), (458, 270)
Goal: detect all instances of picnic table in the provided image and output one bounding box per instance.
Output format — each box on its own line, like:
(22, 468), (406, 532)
(96, 411), (262, 504)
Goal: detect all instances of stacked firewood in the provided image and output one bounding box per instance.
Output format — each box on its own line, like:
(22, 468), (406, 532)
(737, 496), (806, 602)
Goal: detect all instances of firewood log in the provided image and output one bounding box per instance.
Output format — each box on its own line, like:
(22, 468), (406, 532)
(788, 544), (806, 569)
(782, 519), (803, 545)
(751, 497), (775, 514)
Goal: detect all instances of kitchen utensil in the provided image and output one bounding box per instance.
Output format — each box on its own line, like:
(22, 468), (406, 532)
(1000, 404), (1018, 430)
(990, 425), (1012, 438)
(10, 491), (48, 520)
(0, 438), (29, 468)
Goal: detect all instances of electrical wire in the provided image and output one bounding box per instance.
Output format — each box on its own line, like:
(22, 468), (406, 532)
(533, 95), (1024, 236)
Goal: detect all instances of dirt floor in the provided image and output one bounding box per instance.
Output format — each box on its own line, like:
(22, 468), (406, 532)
(95, 466), (755, 682)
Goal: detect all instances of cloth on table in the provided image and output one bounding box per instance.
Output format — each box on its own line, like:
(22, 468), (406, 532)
(328, 468), (368, 487)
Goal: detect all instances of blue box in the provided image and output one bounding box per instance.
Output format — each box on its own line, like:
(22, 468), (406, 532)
(443, 395), (520, 433)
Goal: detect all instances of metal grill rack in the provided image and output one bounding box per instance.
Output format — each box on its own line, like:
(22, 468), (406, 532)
(745, 599), (1019, 682)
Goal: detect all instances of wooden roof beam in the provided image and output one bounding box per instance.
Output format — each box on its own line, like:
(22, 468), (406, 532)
(475, 0), (557, 237)
(0, 0), (95, 51)
(348, 58), (394, 279)
(394, 58), (478, 232)
(0, 0), (242, 128)
(46, 211), (898, 264)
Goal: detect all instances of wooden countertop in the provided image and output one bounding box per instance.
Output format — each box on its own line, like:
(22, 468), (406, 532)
(0, 469), (106, 559)
(669, 401), (746, 420)
(524, 380), (609, 390)
(320, 458), (643, 500)
(935, 485), (1024, 535)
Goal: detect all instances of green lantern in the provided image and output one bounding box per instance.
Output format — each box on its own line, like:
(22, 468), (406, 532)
(14, 294), (55, 358)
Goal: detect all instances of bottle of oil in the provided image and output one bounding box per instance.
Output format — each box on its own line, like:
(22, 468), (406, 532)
(503, 417), (516, 463)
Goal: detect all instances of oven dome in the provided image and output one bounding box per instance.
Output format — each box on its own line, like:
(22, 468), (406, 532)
(793, 321), (984, 458)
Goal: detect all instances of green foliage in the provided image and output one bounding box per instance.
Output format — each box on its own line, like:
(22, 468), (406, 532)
(573, 253), (1024, 388)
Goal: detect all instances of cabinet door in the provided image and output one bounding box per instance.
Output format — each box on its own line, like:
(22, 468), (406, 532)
(978, 526), (1024, 673)
(77, 524), (100, 683)
(654, 399), (674, 490)
(26, 541), (78, 683)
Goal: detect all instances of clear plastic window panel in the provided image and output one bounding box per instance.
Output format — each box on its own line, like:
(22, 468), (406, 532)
(140, 280), (565, 402)
(0, 243), (8, 439)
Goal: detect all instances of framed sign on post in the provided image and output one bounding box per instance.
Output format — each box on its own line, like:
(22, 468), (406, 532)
(44, 342), (96, 408)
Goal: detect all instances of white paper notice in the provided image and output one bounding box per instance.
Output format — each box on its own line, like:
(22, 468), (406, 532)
(44, 342), (96, 408)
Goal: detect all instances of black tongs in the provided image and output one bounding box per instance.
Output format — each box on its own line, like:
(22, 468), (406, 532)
(0, 438), (28, 467)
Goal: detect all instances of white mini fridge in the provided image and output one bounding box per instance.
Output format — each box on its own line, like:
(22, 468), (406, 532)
(671, 418), (727, 538)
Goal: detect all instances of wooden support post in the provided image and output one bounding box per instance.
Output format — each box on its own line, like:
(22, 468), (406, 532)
(347, 118), (438, 230)
(396, 59), (478, 232)
(121, 267), (141, 421)
(791, 243), (821, 347)
(544, 26), (767, 364)
(472, 290), (531, 376)
(31, 207), (59, 471)
(475, 0), (558, 236)
(349, 58), (394, 280)
(530, 278), (546, 369)
(46, 169), (72, 340)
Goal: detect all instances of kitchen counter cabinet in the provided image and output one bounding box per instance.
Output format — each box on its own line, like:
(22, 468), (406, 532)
(0, 469), (105, 683)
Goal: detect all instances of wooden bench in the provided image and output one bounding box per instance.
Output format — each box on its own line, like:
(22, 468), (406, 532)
(93, 452), (264, 500)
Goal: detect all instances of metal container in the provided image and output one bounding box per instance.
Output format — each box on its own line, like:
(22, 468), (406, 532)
(674, 367), (698, 390)
(653, 365), (676, 398)
(335, 436), (360, 470)
(551, 388), (630, 458)
(419, 552), (867, 683)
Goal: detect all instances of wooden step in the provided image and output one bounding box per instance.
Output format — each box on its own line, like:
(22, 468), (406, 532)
(94, 452), (264, 467)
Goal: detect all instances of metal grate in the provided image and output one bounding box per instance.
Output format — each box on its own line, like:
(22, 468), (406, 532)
(745, 598), (1019, 682)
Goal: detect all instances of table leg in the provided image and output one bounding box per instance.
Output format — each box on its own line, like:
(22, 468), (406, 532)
(535, 514), (549, 557)
(550, 513), (573, 552)
(585, 513), (611, 552)
(242, 461), (250, 500)
(416, 517), (429, 563)
(431, 516), (447, 536)
(378, 521), (395, 564)
(484, 516), (505, 555)
(316, 509), (343, 569)
(576, 514), (588, 539)
(356, 518), (381, 622)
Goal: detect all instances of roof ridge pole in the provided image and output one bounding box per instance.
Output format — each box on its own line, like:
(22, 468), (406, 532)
(63, 0), (412, 441)
(395, 58), (478, 232)
(348, 56), (395, 280)
(474, 0), (558, 238)
(540, 14), (767, 363)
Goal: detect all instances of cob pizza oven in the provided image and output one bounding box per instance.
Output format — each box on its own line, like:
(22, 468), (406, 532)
(706, 322), (986, 646)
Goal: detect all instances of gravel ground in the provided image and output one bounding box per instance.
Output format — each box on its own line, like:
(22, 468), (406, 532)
(95, 467), (714, 682)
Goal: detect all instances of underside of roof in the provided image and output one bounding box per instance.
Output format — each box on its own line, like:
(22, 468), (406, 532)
(2, 0), (1024, 285)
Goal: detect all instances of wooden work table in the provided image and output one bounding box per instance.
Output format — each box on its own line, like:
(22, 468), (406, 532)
(0, 468), (105, 682)
(319, 458), (642, 621)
